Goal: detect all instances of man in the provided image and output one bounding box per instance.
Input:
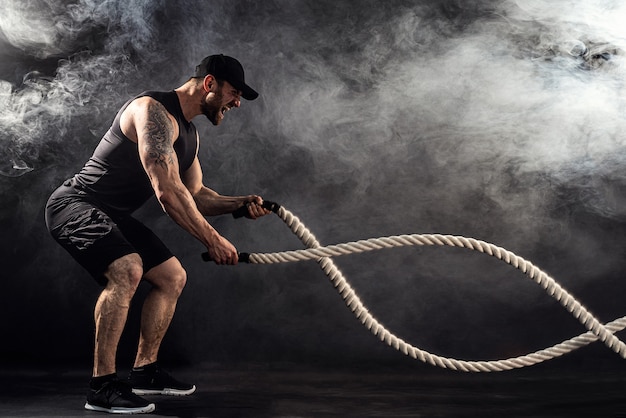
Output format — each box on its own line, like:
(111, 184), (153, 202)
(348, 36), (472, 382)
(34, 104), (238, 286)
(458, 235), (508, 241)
(45, 54), (271, 414)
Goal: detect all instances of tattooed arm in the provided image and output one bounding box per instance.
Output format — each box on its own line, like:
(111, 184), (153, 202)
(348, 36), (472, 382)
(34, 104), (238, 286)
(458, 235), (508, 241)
(120, 96), (239, 264)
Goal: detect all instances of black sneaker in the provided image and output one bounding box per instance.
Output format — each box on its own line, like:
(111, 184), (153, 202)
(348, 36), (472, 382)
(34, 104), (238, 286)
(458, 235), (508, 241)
(85, 379), (156, 414)
(128, 363), (196, 396)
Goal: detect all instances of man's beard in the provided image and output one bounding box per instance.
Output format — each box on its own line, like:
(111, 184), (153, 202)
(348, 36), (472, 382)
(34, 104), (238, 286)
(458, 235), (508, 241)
(201, 90), (224, 126)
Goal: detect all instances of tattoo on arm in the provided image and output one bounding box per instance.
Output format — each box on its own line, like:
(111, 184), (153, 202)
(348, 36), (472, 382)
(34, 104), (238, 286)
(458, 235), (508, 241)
(144, 102), (175, 169)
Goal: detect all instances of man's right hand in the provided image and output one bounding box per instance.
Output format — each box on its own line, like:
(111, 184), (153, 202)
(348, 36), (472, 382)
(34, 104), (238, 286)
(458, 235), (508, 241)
(205, 235), (239, 265)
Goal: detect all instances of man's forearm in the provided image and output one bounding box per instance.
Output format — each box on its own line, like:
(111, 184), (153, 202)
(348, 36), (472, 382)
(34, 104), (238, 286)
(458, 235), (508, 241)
(192, 187), (246, 217)
(157, 184), (240, 264)
(157, 184), (223, 247)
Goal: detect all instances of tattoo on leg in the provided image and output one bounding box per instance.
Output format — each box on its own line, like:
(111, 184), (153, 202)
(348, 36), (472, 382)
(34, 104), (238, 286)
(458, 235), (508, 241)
(144, 102), (175, 169)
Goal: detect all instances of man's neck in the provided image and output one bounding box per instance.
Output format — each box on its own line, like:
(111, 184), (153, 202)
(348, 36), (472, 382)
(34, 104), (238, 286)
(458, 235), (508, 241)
(174, 81), (204, 122)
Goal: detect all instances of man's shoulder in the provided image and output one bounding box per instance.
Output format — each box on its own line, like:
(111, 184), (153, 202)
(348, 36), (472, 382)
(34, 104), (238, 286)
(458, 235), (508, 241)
(129, 90), (172, 107)
(131, 90), (183, 118)
(124, 91), (176, 117)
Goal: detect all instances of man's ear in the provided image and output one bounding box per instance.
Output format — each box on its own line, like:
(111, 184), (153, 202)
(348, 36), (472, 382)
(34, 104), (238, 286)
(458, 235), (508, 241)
(203, 74), (216, 92)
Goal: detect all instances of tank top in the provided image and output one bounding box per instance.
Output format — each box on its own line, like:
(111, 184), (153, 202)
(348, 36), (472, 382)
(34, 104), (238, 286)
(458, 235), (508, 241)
(68, 90), (198, 215)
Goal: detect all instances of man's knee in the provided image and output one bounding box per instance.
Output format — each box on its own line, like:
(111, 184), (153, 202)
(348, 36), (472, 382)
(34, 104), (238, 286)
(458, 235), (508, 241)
(145, 257), (187, 297)
(171, 265), (187, 297)
(104, 253), (144, 291)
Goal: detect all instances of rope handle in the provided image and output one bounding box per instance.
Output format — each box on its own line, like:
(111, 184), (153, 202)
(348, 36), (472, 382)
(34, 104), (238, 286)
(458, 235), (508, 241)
(201, 200), (280, 263)
(231, 199), (281, 219)
(201, 252), (250, 263)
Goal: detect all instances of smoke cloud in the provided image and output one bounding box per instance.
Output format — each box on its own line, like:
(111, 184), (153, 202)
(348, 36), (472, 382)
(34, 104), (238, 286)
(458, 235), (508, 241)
(2, 0), (626, 367)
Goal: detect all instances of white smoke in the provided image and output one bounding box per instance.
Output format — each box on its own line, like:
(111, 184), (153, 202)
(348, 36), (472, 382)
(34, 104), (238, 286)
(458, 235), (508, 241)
(244, 0), (626, 228)
(0, 0), (164, 177)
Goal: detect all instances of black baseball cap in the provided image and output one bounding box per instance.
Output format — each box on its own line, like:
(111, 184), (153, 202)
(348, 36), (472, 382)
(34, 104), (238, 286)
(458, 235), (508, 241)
(194, 54), (259, 100)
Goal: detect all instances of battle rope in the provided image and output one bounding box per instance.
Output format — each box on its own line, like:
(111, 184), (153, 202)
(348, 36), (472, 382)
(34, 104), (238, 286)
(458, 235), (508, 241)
(203, 202), (626, 372)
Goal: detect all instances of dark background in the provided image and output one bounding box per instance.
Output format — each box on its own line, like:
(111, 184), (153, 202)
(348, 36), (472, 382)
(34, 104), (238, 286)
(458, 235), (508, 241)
(1, 0), (626, 376)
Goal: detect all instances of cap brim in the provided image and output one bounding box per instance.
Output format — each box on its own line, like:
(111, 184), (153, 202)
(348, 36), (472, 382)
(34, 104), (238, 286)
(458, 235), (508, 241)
(228, 78), (258, 100)
(242, 84), (258, 101)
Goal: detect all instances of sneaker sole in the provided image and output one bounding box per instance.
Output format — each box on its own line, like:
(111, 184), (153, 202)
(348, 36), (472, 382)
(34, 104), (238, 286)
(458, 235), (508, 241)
(85, 402), (156, 414)
(132, 385), (196, 396)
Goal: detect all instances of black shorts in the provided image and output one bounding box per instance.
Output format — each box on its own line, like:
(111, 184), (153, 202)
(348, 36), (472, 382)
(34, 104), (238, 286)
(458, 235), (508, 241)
(45, 183), (173, 285)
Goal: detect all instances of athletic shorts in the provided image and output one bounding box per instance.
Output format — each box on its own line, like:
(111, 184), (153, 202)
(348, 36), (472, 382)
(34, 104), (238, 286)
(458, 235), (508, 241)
(45, 182), (173, 286)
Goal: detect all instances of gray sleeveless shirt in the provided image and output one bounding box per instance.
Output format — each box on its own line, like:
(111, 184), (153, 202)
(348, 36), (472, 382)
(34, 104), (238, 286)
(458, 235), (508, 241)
(68, 90), (198, 215)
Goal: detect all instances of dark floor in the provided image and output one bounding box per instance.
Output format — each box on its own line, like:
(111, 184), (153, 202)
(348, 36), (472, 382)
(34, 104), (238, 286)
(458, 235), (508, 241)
(2, 359), (626, 418)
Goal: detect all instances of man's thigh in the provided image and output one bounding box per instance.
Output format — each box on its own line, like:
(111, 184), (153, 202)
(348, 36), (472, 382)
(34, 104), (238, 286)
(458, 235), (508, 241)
(46, 196), (172, 284)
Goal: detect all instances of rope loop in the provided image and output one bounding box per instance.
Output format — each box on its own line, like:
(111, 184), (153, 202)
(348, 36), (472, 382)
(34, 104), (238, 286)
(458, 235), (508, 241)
(246, 205), (626, 372)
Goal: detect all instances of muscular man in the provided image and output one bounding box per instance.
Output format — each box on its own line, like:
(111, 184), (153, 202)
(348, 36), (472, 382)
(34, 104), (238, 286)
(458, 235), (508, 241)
(45, 54), (270, 414)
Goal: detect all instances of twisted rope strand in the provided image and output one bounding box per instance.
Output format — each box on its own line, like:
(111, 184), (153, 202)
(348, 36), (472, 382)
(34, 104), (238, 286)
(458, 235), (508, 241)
(248, 206), (626, 372)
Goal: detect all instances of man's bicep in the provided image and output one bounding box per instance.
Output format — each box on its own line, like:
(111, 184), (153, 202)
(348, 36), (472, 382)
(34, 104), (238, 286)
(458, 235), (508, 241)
(183, 159), (221, 202)
(137, 101), (179, 180)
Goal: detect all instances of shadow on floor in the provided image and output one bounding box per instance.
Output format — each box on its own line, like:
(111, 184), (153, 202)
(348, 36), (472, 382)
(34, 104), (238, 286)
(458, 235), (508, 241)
(1, 360), (626, 417)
